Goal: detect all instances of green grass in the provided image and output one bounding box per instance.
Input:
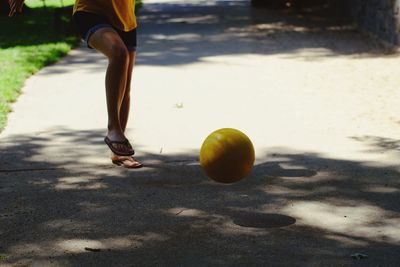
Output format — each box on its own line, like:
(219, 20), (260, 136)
(25, 0), (75, 8)
(0, 6), (78, 130)
(25, 0), (142, 9)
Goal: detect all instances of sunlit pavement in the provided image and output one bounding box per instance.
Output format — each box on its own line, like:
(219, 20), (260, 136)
(0, 0), (399, 266)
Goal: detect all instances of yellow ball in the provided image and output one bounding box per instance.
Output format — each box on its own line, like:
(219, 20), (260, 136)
(200, 128), (255, 183)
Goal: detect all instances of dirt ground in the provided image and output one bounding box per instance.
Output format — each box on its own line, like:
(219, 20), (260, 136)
(0, 0), (399, 266)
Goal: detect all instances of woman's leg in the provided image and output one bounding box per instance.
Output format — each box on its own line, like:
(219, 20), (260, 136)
(88, 27), (134, 154)
(120, 51), (136, 132)
(111, 51), (142, 168)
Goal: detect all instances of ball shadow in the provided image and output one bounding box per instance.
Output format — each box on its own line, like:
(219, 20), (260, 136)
(254, 162), (318, 178)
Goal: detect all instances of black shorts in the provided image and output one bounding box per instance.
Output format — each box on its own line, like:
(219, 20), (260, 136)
(73, 11), (137, 52)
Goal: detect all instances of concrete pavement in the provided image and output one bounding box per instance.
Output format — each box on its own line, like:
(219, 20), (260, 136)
(1, 0), (399, 266)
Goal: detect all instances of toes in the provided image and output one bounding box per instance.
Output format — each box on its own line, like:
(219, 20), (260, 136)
(111, 156), (142, 168)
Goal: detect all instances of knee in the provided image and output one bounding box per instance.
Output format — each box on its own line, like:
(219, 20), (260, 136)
(109, 44), (129, 65)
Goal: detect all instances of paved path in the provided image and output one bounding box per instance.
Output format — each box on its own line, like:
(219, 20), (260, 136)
(1, 0), (399, 266)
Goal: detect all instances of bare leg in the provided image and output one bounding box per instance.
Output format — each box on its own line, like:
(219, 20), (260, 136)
(120, 51), (136, 132)
(88, 27), (134, 155)
(111, 51), (142, 168)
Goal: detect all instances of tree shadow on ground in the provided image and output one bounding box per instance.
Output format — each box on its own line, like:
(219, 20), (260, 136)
(0, 129), (399, 266)
(135, 0), (392, 67)
(21, 0), (396, 77)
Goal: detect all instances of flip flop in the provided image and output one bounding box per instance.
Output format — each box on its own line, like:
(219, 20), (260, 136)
(111, 156), (143, 169)
(104, 136), (135, 156)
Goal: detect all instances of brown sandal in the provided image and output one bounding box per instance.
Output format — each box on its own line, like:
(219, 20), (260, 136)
(104, 136), (135, 156)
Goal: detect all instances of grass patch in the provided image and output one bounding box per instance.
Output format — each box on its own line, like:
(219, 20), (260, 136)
(25, 0), (75, 8)
(0, 7), (78, 130)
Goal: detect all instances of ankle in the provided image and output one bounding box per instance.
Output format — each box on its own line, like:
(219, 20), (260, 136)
(107, 128), (125, 139)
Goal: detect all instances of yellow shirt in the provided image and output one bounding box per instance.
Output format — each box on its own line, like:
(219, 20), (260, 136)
(73, 0), (137, 31)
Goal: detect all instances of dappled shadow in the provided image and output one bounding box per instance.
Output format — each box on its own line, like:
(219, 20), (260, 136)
(1, 1), (399, 265)
(3, 0), (394, 75)
(0, 129), (399, 266)
(135, 0), (392, 66)
(351, 135), (400, 153)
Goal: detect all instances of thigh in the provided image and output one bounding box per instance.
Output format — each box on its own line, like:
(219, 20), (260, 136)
(88, 27), (128, 59)
(73, 11), (127, 57)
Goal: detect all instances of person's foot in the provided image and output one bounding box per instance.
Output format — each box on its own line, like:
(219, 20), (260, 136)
(111, 155), (143, 168)
(104, 131), (135, 156)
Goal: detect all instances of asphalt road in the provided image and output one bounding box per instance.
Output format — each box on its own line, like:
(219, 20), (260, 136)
(1, 0), (399, 266)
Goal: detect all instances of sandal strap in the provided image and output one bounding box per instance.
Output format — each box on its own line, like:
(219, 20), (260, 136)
(113, 139), (132, 148)
(104, 136), (135, 156)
